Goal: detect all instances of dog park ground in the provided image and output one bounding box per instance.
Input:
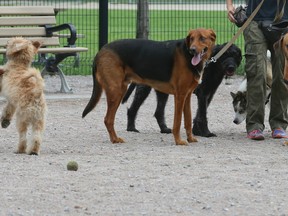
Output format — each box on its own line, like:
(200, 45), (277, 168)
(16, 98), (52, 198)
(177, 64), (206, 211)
(1, 75), (288, 215)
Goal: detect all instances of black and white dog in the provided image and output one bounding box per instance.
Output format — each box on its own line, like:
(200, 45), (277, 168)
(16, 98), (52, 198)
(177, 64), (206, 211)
(230, 53), (272, 125)
(122, 43), (242, 137)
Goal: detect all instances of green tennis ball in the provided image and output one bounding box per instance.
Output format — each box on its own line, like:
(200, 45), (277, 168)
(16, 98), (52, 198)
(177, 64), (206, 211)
(67, 161), (78, 171)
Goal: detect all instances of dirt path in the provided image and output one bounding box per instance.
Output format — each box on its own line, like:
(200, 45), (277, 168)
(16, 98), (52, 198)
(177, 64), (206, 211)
(1, 75), (288, 215)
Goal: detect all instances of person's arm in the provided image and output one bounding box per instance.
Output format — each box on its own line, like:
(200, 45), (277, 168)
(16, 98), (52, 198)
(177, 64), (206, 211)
(226, 0), (237, 23)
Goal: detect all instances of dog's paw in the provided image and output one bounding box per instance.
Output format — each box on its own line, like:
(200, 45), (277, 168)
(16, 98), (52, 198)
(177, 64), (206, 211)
(160, 127), (172, 134)
(111, 137), (125, 143)
(127, 127), (140, 133)
(29, 151), (39, 156)
(206, 132), (217, 137)
(176, 140), (188, 146)
(192, 124), (216, 137)
(15, 143), (27, 154)
(15, 150), (26, 154)
(187, 136), (198, 143)
(1, 119), (11, 128)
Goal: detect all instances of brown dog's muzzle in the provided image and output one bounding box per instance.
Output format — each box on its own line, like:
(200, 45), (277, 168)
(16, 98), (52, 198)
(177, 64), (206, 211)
(189, 46), (208, 66)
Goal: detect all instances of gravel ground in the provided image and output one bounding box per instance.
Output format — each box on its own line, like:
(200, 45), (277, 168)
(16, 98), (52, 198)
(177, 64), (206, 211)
(1, 75), (288, 216)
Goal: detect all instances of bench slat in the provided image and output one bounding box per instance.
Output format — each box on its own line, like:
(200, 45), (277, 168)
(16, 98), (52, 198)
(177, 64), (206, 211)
(0, 27), (47, 37)
(0, 47), (88, 54)
(0, 16), (56, 26)
(0, 6), (55, 15)
(54, 33), (85, 39)
(0, 28), (85, 39)
(0, 37), (60, 47)
(38, 47), (88, 54)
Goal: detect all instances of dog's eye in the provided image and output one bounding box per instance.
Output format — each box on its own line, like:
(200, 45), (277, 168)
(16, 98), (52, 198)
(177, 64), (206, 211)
(200, 36), (206, 42)
(239, 109), (244, 114)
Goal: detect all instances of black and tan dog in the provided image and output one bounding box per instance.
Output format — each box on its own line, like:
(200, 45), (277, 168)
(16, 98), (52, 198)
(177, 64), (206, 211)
(122, 43), (242, 137)
(82, 28), (216, 145)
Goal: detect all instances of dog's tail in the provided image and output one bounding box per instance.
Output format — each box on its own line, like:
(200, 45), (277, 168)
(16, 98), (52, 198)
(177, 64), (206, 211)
(82, 60), (102, 118)
(121, 83), (136, 104)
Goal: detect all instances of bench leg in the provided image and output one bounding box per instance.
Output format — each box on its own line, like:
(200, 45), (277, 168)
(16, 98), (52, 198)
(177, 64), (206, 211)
(41, 67), (73, 94)
(57, 66), (73, 93)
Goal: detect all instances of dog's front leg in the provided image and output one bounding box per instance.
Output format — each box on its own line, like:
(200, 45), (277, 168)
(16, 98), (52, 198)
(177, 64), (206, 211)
(183, 92), (197, 143)
(173, 93), (187, 145)
(1, 102), (15, 128)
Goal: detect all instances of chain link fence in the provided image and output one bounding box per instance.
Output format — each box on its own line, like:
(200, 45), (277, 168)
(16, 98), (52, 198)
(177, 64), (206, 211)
(0, 0), (246, 75)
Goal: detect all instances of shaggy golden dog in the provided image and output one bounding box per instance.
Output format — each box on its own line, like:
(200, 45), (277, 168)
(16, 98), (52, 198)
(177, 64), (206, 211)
(82, 28), (216, 145)
(0, 37), (47, 155)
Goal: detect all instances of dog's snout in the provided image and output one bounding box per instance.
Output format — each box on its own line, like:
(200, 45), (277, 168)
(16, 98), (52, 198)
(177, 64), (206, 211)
(226, 65), (236, 76)
(233, 119), (242, 125)
(233, 119), (240, 124)
(228, 65), (235, 71)
(189, 47), (197, 55)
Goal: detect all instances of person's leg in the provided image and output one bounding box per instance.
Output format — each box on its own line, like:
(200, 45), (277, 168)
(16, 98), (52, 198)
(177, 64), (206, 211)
(243, 21), (268, 138)
(269, 43), (288, 138)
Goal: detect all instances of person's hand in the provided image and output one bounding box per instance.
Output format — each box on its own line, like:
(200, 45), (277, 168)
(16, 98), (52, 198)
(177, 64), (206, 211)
(227, 4), (237, 23)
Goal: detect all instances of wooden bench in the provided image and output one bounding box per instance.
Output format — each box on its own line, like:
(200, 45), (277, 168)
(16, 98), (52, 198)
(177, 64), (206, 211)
(0, 6), (88, 93)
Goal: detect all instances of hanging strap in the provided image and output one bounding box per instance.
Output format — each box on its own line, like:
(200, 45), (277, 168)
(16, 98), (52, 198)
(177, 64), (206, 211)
(274, 0), (287, 22)
(206, 0), (265, 65)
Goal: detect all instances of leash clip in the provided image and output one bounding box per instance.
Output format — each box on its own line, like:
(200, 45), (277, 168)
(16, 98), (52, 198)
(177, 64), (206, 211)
(210, 56), (217, 63)
(205, 56), (217, 67)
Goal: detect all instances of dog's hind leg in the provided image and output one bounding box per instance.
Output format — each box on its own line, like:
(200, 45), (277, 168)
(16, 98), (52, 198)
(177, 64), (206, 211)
(16, 119), (28, 154)
(29, 120), (45, 155)
(105, 86), (127, 143)
(127, 84), (152, 132)
(154, 90), (171, 133)
(1, 102), (16, 128)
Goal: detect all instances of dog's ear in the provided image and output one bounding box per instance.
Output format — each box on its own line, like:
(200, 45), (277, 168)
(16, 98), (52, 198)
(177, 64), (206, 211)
(8, 42), (29, 55)
(230, 92), (236, 99)
(186, 30), (193, 46)
(208, 29), (216, 43)
(32, 41), (42, 53)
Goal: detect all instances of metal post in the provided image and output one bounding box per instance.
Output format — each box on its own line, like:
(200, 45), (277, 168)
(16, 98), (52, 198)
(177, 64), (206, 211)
(99, 0), (108, 49)
(136, 0), (149, 39)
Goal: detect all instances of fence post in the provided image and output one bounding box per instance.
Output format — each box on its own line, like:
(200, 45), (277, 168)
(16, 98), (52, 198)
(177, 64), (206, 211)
(136, 0), (149, 39)
(99, 0), (108, 49)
